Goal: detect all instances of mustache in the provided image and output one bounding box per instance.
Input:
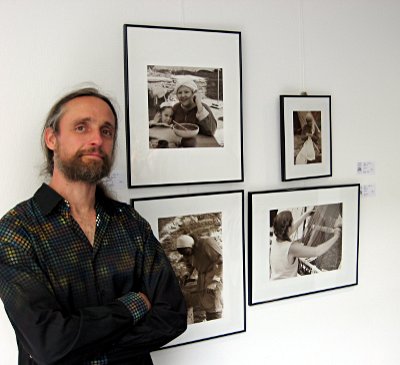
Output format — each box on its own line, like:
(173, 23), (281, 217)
(77, 147), (106, 158)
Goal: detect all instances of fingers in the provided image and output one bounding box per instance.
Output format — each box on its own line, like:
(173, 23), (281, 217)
(333, 227), (342, 238)
(139, 292), (152, 310)
(193, 92), (202, 103)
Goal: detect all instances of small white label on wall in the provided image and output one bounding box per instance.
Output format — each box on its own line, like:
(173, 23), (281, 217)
(361, 184), (376, 197)
(104, 170), (126, 191)
(357, 161), (375, 175)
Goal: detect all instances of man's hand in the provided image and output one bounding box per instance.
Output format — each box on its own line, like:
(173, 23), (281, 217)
(139, 292), (151, 310)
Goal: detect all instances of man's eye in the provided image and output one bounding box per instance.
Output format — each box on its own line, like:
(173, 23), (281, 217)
(75, 125), (85, 132)
(102, 128), (114, 137)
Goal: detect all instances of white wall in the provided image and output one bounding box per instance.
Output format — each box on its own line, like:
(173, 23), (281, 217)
(1, 0), (400, 363)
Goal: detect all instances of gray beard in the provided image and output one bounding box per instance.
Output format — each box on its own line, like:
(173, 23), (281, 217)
(55, 148), (113, 184)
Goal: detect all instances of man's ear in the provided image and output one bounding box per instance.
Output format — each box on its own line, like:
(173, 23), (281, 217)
(44, 127), (57, 151)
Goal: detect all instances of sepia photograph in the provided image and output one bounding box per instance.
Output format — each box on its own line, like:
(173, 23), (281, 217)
(147, 65), (224, 149)
(249, 184), (360, 305)
(124, 24), (243, 187)
(157, 212), (223, 324)
(280, 95), (332, 181)
(269, 203), (342, 281)
(132, 190), (245, 348)
(293, 111), (322, 165)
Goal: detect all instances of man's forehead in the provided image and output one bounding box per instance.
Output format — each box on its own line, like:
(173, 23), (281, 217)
(62, 96), (116, 123)
(64, 96), (112, 111)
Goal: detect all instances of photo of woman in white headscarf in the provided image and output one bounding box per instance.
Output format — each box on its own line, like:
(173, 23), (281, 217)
(147, 65), (224, 148)
(172, 78), (217, 136)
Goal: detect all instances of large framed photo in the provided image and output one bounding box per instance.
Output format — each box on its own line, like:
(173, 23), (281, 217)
(132, 190), (245, 347)
(124, 24), (243, 187)
(248, 184), (360, 305)
(280, 95), (332, 181)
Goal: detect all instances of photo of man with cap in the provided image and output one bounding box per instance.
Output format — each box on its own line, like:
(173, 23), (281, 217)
(176, 234), (223, 322)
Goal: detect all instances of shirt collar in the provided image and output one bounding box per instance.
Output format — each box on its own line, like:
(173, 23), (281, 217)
(34, 183), (64, 216)
(34, 183), (118, 216)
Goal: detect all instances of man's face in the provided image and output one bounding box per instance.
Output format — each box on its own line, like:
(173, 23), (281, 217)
(47, 96), (116, 183)
(179, 247), (193, 257)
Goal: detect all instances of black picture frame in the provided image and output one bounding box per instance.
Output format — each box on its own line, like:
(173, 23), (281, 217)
(131, 190), (246, 348)
(124, 24), (244, 188)
(280, 95), (332, 181)
(248, 184), (360, 305)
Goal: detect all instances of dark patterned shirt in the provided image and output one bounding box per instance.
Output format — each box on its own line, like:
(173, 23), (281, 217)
(0, 184), (186, 365)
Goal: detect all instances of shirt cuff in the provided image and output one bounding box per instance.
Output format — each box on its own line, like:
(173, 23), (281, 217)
(196, 106), (209, 121)
(117, 292), (149, 325)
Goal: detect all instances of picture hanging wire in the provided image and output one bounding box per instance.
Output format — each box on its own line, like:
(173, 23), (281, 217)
(299, 0), (306, 93)
(180, 0), (186, 27)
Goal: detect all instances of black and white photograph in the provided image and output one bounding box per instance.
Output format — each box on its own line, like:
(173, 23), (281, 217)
(280, 95), (332, 181)
(157, 212), (223, 324)
(269, 203), (342, 280)
(124, 24), (243, 187)
(132, 190), (245, 348)
(293, 111), (322, 165)
(147, 65), (224, 149)
(249, 184), (360, 305)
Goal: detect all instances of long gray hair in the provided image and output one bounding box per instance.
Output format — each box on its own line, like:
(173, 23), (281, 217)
(41, 87), (118, 176)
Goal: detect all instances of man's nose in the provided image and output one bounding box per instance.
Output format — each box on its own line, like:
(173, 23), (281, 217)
(89, 129), (103, 146)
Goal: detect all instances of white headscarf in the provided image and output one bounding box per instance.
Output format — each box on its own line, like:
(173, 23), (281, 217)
(175, 78), (198, 94)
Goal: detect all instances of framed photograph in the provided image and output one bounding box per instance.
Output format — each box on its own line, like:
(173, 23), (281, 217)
(280, 95), (332, 181)
(132, 190), (245, 347)
(248, 184), (360, 305)
(124, 24), (243, 187)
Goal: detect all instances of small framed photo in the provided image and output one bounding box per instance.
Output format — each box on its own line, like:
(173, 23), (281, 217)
(132, 190), (245, 347)
(248, 184), (360, 305)
(124, 24), (243, 187)
(280, 95), (332, 181)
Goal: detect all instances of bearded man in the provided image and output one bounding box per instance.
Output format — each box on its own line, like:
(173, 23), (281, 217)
(0, 87), (186, 365)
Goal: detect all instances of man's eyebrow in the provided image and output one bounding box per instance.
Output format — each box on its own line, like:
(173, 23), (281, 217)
(72, 118), (115, 128)
(72, 117), (91, 124)
(102, 121), (116, 128)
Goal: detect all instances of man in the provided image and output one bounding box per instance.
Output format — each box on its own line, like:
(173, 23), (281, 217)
(0, 87), (187, 364)
(176, 234), (223, 322)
